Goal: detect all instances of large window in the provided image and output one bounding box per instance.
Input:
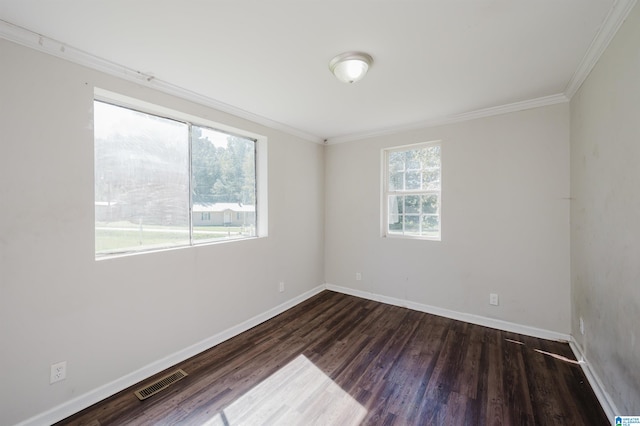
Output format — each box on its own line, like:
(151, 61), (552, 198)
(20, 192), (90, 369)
(383, 142), (441, 240)
(94, 99), (259, 257)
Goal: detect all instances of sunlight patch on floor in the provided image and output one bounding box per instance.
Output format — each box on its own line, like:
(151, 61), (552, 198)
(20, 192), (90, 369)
(200, 354), (367, 425)
(534, 349), (583, 365)
(504, 338), (583, 365)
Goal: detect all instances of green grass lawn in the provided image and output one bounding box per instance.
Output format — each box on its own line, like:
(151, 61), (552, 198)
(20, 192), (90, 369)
(95, 222), (251, 254)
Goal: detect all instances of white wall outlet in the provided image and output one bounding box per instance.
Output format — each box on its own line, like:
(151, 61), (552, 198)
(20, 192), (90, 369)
(356, 272), (362, 281)
(579, 317), (585, 335)
(278, 282), (284, 292)
(489, 293), (499, 306)
(50, 361), (67, 384)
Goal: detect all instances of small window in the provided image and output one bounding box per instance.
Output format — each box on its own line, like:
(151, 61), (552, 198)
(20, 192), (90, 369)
(94, 98), (261, 257)
(382, 142), (441, 240)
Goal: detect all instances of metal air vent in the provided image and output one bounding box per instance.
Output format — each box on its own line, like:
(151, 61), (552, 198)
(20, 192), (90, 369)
(134, 369), (188, 401)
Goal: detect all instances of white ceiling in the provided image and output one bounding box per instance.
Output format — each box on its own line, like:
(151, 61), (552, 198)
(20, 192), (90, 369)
(0, 1), (622, 142)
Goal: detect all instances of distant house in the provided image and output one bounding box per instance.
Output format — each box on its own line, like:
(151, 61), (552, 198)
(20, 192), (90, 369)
(95, 200), (129, 222)
(192, 203), (255, 227)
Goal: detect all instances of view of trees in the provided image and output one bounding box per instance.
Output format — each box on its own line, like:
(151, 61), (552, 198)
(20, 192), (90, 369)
(94, 101), (256, 228)
(386, 144), (441, 237)
(191, 126), (256, 206)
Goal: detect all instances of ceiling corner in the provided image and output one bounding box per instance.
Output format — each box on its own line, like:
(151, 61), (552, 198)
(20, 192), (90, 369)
(564, 0), (638, 99)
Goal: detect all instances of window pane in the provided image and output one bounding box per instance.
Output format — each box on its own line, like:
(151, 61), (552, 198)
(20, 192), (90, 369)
(384, 142), (441, 240)
(406, 156), (421, 171)
(388, 215), (403, 233)
(191, 126), (256, 242)
(405, 195), (420, 213)
(388, 195), (403, 233)
(421, 215), (440, 236)
(425, 145), (441, 168)
(388, 151), (405, 172)
(422, 194), (439, 214)
(94, 101), (190, 255)
(389, 195), (403, 219)
(405, 215), (420, 233)
(389, 172), (404, 191)
(422, 169), (440, 190)
(405, 171), (421, 190)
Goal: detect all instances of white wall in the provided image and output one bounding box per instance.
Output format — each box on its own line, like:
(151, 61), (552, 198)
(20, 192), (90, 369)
(325, 103), (571, 334)
(6, 6), (640, 420)
(0, 39), (325, 425)
(570, 2), (640, 415)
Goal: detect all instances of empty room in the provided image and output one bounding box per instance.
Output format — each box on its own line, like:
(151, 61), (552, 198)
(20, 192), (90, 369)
(1, 1), (639, 425)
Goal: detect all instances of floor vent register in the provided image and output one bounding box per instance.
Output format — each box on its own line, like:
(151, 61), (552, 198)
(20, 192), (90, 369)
(134, 369), (188, 401)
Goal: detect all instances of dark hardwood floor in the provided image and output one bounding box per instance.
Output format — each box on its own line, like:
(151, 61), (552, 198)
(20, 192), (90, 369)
(57, 291), (608, 425)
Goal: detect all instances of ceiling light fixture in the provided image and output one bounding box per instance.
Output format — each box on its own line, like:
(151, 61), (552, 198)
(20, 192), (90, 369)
(329, 52), (373, 83)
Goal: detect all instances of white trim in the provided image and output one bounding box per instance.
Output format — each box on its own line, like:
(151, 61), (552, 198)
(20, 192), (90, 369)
(255, 136), (269, 238)
(1, 0), (636, 147)
(14, 285), (326, 426)
(381, 141), (442, 241)
(325, 284), (571, 342)
(568, 339), (618, 425)
(326, 284), (619, 422)
(17, 284), (602, 425)
(0, 19), (568, 147)
(0, 19), (323, 145)
(326, 94), (569, 144)
(94, 88), (266, 143)
(564, 0), (638, 99)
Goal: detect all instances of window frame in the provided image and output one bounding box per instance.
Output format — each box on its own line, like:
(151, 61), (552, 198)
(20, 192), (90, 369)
(94, 89), (268, 259)
(381, 141), (442, 241)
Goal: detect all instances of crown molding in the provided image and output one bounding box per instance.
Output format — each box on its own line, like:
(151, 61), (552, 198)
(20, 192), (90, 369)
(564, 0), (638, 98)
(326, 93), (569, 145)
(3, 0), (635, 148)
(0, 19), (324, 144)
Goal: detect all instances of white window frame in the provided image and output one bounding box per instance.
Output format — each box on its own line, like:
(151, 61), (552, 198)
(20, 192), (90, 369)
(94, 88), (268, 259)
(382, 141), (442, 241)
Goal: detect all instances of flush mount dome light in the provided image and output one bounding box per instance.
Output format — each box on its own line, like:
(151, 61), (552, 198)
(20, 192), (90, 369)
(329, 52), (373, 83)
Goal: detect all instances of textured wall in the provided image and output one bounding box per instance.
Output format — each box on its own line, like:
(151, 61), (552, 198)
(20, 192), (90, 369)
(570, 2), (640, 415)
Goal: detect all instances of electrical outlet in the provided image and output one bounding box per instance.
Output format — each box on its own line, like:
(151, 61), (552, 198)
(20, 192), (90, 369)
(579, 317), (585, 335)
(356, 273), (362, 281)
(489, 293), (499, 306)
(279, 282), (285, 292)
(50, 361), (67, 384)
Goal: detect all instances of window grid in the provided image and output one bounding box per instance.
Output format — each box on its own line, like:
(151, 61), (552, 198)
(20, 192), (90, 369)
(383, 142), (441, 240)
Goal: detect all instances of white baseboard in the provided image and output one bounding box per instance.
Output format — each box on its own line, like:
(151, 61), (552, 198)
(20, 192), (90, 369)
(325, 284), (623, 424)
(569, 339), (618, 425)
(19, 284), (608, 426)
(15, 285), (325, 426)
(324, 284), (571, 342)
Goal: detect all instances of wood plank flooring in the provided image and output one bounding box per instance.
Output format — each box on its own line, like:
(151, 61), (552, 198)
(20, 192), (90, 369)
(56, 291), (608, 425)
